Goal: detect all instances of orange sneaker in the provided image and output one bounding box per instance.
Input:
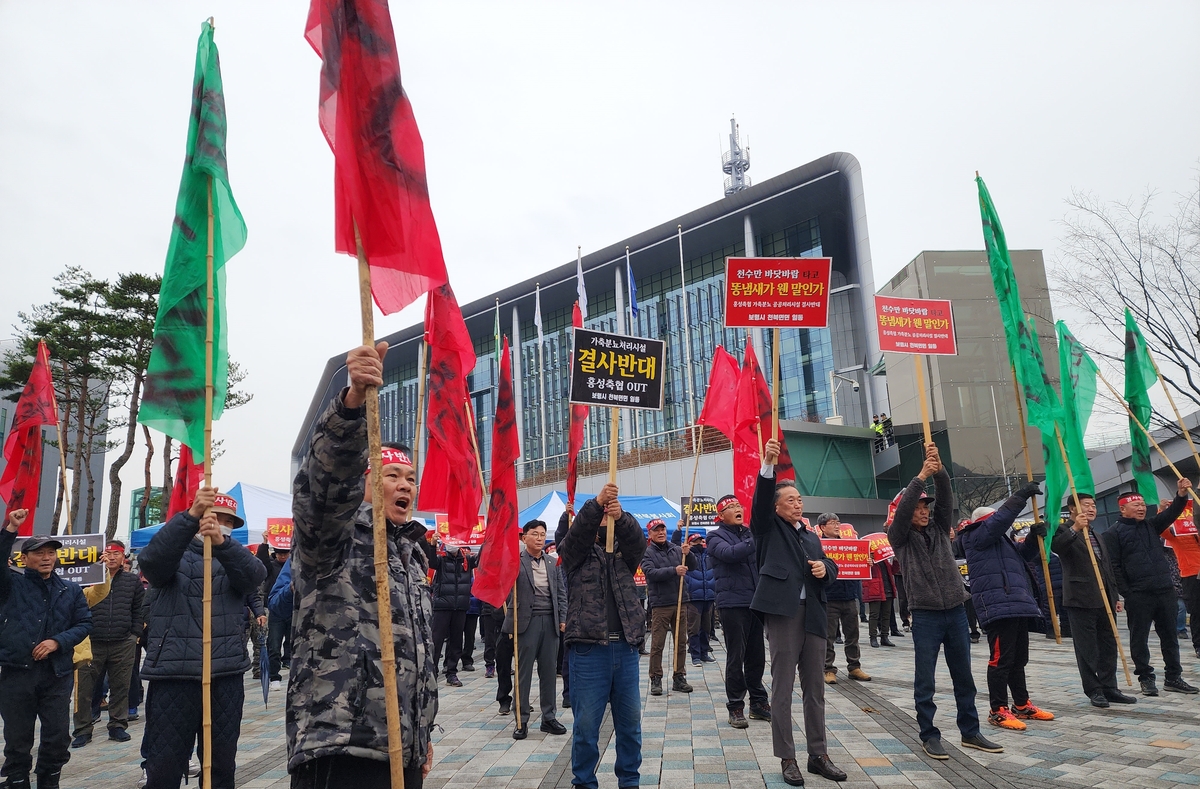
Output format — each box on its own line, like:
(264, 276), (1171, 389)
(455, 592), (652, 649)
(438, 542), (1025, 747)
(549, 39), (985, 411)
(1012, 702), (1054, 721)
(988, 706), (1027, 731)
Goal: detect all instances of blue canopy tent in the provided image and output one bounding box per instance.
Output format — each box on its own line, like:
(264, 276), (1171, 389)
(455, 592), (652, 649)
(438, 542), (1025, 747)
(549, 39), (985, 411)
(518, 491), (682, 538)
(129, 522), (249, 550)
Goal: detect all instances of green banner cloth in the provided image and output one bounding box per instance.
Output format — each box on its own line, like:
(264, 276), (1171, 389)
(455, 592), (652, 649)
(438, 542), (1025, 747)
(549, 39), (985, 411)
(1056, 321), (1098, 497)
(1124, 309), (1158, 500)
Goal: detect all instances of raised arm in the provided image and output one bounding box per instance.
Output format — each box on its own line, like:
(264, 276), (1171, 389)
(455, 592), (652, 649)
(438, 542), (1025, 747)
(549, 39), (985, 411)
(140, 488), (214, 588)
(0, 525), (17, 607)
(1149, 480), (1191, 533)
(968, 482), (1040, 550)
(613, 511), (647, 572)
(891, 446), (942, 549)
(559, 498), (603, 572)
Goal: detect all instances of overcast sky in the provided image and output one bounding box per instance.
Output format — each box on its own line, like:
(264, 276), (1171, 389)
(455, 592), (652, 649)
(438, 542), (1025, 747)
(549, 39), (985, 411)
(1, 2), (1197, 533)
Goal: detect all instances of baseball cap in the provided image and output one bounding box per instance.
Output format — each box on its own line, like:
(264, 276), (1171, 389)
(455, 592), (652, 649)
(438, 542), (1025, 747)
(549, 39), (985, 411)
(647, 519), (667, 531)
(21, 535), (62, 553)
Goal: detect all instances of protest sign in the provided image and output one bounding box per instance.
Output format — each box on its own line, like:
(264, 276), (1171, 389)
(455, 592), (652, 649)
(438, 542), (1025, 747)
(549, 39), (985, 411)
(568, 328), (666, 410)
(435, 513), (486, 547)
(862, 532), (894, 563)
(681, 496), (717, 530)
(1173, 501), (1197, 537)
(11, 533), (106, 587)
(820, 538), (871, 579)
(723, 257), (832, 328)
(837, 522), (859, 539)
(265, 518), (294, 550)
(874, 295), (958, 356)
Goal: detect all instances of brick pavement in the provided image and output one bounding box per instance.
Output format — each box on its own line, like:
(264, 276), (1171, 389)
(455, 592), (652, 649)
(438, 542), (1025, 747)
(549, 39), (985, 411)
(55, 624), (1200, 788)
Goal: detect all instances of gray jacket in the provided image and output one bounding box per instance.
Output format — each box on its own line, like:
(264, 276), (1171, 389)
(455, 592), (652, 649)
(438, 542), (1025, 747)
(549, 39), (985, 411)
(288, 393), (438, 772)
(502, 550), (567, 634)
(888, 471), (969, 612)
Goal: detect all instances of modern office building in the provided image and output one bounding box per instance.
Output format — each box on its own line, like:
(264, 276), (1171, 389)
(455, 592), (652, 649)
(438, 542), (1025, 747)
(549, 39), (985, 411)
(294, 152), (891, 520)
(875, 249), (1057, 513)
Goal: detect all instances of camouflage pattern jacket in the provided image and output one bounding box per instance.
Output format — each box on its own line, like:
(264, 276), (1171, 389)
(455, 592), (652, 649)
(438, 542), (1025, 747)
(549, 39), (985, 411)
(287, 393), (438, 772)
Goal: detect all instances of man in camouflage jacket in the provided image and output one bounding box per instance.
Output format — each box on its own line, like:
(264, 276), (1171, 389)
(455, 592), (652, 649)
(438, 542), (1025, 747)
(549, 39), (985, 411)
(287, 343), (438, 789)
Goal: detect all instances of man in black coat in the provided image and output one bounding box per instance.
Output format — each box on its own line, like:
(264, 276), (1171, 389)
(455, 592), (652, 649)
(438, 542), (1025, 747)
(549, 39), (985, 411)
(430, 544), (479, 687)
(71, 538), (144, 748)
(750, 439), (845, 786)
(640, 518), (698, 696)
(1101, 482), (1199, 697)
(0, 510), (92, 789)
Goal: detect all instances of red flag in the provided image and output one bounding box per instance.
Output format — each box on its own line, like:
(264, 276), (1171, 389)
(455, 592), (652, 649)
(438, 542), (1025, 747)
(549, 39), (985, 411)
(695, 346), (740, 441)
(165, 444), (205, 521)
(305, 0), (448, 315)
(0, 342), (59, 535)
(732, 342), (795, 509)
(473, 338), (520, 607)
(566, 302), (589, 509)
(418, 285), (483, 539)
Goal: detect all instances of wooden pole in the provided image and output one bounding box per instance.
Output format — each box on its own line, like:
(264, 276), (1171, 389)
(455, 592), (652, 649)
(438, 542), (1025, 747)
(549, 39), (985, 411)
(913, 355), (933, 445)
(511, 585), (521, 731)
(51, 354), (74, 536)
(1149, 354), (1200, 470)
(354, 225), (406, 789)
(606, 408), (618, 552)
(673, 425), (704, 691)
(1052, 428), (1133, 686)
(201, 176), (215, 789)
(1009, 365), (1061, 643)
(413, 340), (428, 486)
(771, 328), (780, 440)
(466, 400), (487, 502)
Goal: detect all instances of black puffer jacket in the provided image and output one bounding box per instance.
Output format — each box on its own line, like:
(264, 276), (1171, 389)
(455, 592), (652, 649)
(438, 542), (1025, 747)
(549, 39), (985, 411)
(431, 548), (478, 612)
(89, 568), (145, 642)
(1101, 495), (1188, 596)
(558, 498), (647, 648)
(139, 511), (267, 680)
(257, 543), (285, 602)
(641, 540), (696, 608)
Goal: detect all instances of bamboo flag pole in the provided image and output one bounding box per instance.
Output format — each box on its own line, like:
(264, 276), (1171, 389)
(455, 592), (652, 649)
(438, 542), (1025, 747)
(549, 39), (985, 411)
(913, 355), (933, 445)
(511, 585), (522, 730)
(771, 328), (781, 440)
(606, 409), (619, 552)
(201, 175), (215, 789)
(1009, 365), (1061, 643)
(748, 333), (762, 461)
(673, 424), (704, 691)
(466, 400), (487, 502)
(1148, 353), (1200, 469)
(1051, 427), (1133, 686)
(354, 225), (406, 789)
(52, 355), (73, 536)
(413, 340), (428, 486)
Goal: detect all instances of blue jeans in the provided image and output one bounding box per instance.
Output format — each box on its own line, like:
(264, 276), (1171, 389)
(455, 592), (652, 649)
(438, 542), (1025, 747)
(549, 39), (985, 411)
(568, 640), (641, 789)
(911, 606), (979, 742)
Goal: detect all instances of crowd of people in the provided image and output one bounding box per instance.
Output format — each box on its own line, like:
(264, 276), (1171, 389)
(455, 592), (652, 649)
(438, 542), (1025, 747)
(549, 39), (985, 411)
(1, 343), (1198, 789)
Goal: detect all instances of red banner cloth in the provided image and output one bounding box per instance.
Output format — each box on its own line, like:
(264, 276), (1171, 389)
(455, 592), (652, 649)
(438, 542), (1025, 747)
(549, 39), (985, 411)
(305, 0), (448, 315)
(474, 338), (521, 607)
(732, 342), (795, 510)
(696, 345), (740, 441)
(565, 301), (589, 509)
(418, 285), (483, 538)
(165, 444), (205, 521)
(0, 342), (59, 535)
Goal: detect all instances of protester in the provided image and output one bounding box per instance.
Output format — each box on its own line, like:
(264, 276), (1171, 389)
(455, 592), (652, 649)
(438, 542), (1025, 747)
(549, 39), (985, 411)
(1101, 482), (1199, 696)
(138, 487), (266, 789)
(863, 551), (896, 650)
(1051, 495), (1135, 707)
(0, 511), (92, 789)
(430, 543), (479, 687)
(1162, 500), (1200, 660)
(558, 483), (646, 789)
(889, 443), (1002, 759)
(479, 597), (502, 681)
(684, 532), (717, 667)
(751, 438), (846, 786)
(257, 544), (290, 690)
(959, 485), (1055, 732)
(951, 521), (982, 643)
(463, 595), (481, 673)
(287, 343), (437, 788)
(503, 520), (567, 739)
(71, 539), (143, 748)
(817, 513), (868, 685)
(641, 518), (699, 696)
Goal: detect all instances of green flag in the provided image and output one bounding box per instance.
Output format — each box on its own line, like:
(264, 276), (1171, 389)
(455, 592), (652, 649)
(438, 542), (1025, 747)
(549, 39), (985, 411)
(1026, 318), (1066, 554)
(140, 20), (247, 462)
(1124, 309), (1158, 500)
(1056, 321), (1098, 497)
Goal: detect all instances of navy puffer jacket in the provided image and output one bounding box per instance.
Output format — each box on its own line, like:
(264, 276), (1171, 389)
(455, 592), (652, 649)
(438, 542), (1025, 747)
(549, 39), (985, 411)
(431, 549), (477, 611)
(641, 540), (697, 609)
(684, 547), (716, 603)
(706, 523), (758, 609)
(958, 492), (1042, 629)
(139, 511), (267, 680)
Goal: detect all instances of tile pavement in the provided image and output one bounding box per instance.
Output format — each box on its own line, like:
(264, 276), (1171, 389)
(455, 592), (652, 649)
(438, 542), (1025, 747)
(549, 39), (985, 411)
(53, 623), (1200, 788)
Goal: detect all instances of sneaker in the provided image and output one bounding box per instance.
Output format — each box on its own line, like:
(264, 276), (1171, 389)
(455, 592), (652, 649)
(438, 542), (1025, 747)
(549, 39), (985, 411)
(70, 734), (91, 749)
(748, 703), (772, 721)
(187, 759), (201, 778)
(728, 708), (749, 729)
(962, 733), (1004, 753)
(824, 670), (837, 684)
(108, 728), (132, 742)
(650, 676), (663, 696)
(835, 635), (843, 644)
(128, 708), (139, 721)
(461, 663), (476, 672)
(970, 632), (981, 644)
(848, 667), (872, 681)
(136, 770), (147, 789)
(1164, 677), (1200, 694)
(445, 674), (463, 687)
(485, 665), (495, 679)
(987, 707), (1026, 731)
(672, 674), (693, 693)
(692, 657), (703, 667)
(1140, 677), (1160, 697)
(498, 701), (511, 715)
(701, 653), (716, 663)
(903, 624), (911, 633)
(922, 738), (948, 760)
(1012, 702), (1054, 720)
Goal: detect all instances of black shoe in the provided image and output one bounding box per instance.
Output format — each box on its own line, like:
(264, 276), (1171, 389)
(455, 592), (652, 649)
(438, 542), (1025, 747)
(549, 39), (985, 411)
(650, 676), (663, 696)
(672, 673), (693, 693)
(748, 703), (772, 721)
(1103, 689), (1136, 704)
(1164, 677), (1200, 694)
(807, 755), (847, 782)
(922, 738), (948, 760)
(561, 695), (571, 709)
(33, 774), (58, 789)
(1140, 677), (1159, 697)
(701, 653), (716, 662)
(1, 776), (29, 789)
(445, 674), (463, 687)
(108, 729), (131, 742)
(1089, 692), (1110, 708)
(781, 758), (805, 787)
(961, 733), (1004, 753)
(461, 663), (476, 672)
(639, 646), (649, 656)
(728, 708), (749, 729)
(880, 637), (895, 647)
(540, 719), (567, 735)
(890, 629), (904, 637)
(70, 734), (91, 749)
(970, 632), (981, 644)
(870, 636), (879, 648)
(498, 701), (511, 716)
(835, 636), (843, 644)
(512, 725), (528, 740)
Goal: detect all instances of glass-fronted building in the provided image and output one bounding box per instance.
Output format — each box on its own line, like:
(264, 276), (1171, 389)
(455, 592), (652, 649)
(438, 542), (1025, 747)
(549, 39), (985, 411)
(293, 153), (887, 500)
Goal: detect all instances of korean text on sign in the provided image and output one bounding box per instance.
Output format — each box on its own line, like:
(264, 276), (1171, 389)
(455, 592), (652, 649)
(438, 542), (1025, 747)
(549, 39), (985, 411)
(569, 328), (666, 411)
(723, 257), (832, 328)
(873, 295), (958, 356)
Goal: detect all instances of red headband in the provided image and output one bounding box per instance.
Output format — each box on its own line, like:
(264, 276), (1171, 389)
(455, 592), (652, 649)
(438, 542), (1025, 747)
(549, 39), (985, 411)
(716, 496), (740, 513)
(213, 494), (238, 512)
(1118, 493), (1144, 507)
(367, 448), (413, 474)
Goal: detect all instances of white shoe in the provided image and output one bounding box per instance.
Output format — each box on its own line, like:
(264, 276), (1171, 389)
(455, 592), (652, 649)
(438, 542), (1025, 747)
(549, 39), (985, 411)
(269, 680), (282, 691)
(188, 758), (201, 778)
(137, 768), (148, 789)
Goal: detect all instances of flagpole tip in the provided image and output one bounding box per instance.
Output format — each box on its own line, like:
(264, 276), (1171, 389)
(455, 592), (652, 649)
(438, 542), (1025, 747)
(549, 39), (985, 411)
(207, 16), (214, 28)
(975, 170), (980, 179)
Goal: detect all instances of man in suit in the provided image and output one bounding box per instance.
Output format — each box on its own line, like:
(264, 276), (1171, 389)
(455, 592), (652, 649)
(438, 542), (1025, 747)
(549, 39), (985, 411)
(751, 439), (846, 786)
(503, 520), (568, 739)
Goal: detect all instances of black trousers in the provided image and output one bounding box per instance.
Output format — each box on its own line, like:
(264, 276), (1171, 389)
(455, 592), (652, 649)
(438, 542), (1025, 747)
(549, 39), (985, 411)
(1181, 576), (1200, 653)
(462, 614), (479, 668)
(1125, 589), (1182, 681)
(480, 613), (501, 667)
(965, 597), (980, 635)
(1065, 606), (1118, 696)
(0, 662), (73, 779)
(291, 755), (423, 789)
(719, 607), (768, 711)
(268, 613), (290, 682)
(74, 635), (137, 737)
(894, 574), (911, 625)
(984, 617), (1030, 711)
(431, 609), (468, 675)
(495, 629), (515, 706)
(142, 676), (244, 789)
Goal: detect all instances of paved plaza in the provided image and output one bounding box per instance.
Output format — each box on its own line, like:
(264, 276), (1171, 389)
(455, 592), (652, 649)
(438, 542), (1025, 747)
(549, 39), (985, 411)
(60, 626), (1200, 789)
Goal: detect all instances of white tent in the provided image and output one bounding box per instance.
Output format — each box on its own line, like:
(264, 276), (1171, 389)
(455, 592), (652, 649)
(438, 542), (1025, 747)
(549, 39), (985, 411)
(227, 482), (293, 546)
